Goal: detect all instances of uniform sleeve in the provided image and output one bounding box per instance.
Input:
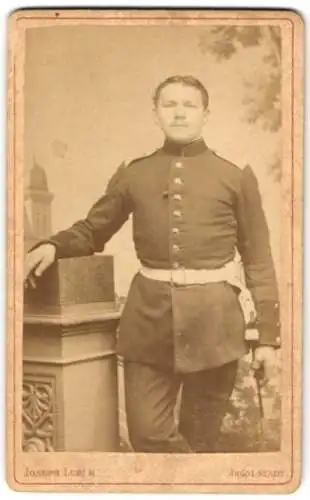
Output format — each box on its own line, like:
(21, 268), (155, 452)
(236, 165), (280, 347)
(38, 163), (133, 259)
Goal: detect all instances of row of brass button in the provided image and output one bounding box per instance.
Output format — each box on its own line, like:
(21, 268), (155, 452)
(171, 161), (184, 268)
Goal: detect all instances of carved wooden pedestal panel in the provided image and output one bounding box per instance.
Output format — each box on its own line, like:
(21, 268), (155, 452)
(23, 255), (121, 451)
(23, 374), (56, 451)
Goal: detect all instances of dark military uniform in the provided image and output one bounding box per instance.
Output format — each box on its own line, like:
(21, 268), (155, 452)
(44, 138), (280, 452)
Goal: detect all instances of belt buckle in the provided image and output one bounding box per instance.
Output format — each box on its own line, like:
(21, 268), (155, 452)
(170, 267), (187, 285)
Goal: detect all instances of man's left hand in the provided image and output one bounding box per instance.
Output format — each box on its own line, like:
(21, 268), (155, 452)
(252, 345), (278, 385)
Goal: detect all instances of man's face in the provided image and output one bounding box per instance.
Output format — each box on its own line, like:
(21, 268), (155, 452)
(154, 83), (207, 144)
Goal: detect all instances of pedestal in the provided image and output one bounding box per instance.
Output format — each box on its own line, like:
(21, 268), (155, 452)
(23, 255), (121, 452)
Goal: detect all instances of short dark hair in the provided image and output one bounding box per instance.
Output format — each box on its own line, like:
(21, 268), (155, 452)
(153, 75), (209, 109)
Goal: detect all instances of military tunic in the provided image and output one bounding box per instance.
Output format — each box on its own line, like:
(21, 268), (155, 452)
(44, 138), (280, 372)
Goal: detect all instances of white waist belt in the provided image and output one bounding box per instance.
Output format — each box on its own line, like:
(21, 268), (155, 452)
(140, 261), (240, 287)
(139, 261), (257, 325)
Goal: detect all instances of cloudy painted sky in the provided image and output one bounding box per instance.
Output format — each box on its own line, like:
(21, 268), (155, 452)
(25, 25), (281, 295)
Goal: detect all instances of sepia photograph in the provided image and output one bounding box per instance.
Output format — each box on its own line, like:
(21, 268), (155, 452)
(7, 9), (303, 493)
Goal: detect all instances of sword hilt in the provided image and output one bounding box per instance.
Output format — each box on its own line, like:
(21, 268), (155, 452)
(252, 360), (265, 383)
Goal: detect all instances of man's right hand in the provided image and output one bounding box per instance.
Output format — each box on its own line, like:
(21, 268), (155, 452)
(24, 244), (56, 289)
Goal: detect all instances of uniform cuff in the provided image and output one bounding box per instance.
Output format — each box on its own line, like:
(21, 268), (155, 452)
(258, 326), (281, 347)
(255, 300), (281, 348)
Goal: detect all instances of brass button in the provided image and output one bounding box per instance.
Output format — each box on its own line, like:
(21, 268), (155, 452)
(172, 227), (179, 234)
(276, 336), (281, 344)
(175, 161), (183, 168)
(173, 194), (182, 201)
(174, 178), (183, 185)
(172, 244), (180, 252)
(173, 210), (182, 218)
(274, 303), (279, 309)
(173, 261), (180, 269)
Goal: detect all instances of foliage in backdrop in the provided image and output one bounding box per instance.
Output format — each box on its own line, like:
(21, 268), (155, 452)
(199, 26), (282, 181)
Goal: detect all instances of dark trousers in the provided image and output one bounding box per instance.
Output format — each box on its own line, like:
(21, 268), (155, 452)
(124, 360), (238, 453)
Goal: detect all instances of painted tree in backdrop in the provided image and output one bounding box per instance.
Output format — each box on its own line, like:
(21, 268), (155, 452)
(199, 26), (281, 180)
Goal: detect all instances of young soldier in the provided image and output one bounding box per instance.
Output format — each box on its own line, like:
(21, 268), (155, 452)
(24, 75), (280, 453)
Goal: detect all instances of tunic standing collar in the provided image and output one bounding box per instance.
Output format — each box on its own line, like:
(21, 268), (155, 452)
(162, 137), (207, 157)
